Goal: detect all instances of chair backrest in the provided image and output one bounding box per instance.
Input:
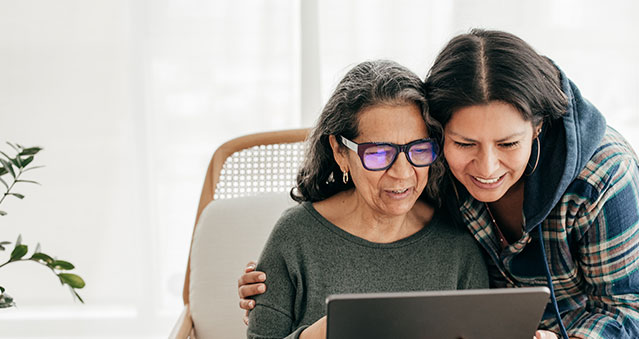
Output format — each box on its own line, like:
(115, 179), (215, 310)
(189, 192), (298, 338)
(183, 128), (310, 338)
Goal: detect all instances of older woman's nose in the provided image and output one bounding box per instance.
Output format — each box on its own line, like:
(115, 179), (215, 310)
(387, 152), (413, 178)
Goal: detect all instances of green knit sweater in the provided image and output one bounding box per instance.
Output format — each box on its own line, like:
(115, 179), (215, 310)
(247, 202), (488, 339)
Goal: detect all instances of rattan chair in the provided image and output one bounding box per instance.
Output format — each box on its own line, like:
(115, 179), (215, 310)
(170, 128), (310, 339)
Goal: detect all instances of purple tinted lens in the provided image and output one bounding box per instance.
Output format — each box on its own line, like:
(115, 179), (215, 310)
(408, 142), (435, 165)
(362, 145), (396, 169)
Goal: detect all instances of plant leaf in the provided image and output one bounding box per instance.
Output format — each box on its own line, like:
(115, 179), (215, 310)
(31, 252), (54, 264)
(0, 210), (6, 216)
(0, 177), (8, 189)
(0, 158), (14, 178)
(51, 260), (75, 270)
(0, 167), (7, 176)
(12, 155), (22, 168)
(10, 244), (28, 261)
(20, 156), (34, 168)
(15, 179), (40, 185)
(19, 147), (42, 156)
(58, 273), (85, 289)
(0, 151), (20, 169)
(72, 288), (85, 303)
(0, 291), (15, 308)
(0, 293), (15, 308)
(22, 165), (45, 173)
(0, 286), (4, 293)
(9, 193), (25, 199)
(0, 150), (13, 161)
(6, 142), (20, 153)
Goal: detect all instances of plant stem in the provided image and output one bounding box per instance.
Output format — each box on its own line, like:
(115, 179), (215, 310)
(0, 257), (54, 273)
(0, 257), (30, 269)
(0, 258), (20, 269)
(0, 168), (23, 207)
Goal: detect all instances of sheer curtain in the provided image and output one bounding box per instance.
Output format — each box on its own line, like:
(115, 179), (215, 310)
(0, 0), (300, 337)
(0, 0), (637, 337)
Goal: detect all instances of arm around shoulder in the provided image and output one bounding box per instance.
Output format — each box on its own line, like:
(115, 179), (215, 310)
(247, 207), (306, 338)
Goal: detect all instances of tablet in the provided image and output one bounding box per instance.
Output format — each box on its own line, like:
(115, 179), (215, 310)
(326, 287), (550, 339)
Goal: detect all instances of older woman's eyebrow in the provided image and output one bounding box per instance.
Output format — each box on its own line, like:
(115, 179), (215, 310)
(445, 130), (527, 143)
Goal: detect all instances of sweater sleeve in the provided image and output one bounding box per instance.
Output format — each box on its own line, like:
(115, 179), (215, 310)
(562, 153), (639, 339)
(247, 218), (302, 339)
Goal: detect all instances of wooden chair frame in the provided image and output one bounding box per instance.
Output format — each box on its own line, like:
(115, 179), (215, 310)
(171, 128), (309, 339)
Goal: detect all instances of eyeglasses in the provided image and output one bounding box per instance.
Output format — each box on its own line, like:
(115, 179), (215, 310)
(340, 136), (439, 171)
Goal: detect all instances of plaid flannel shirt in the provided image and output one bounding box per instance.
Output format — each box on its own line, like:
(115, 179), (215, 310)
(457, 128), (639, 339)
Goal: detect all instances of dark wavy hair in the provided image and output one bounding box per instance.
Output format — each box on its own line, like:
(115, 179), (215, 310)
(291, 60), (444, 205)
(425, 28), (567, 127)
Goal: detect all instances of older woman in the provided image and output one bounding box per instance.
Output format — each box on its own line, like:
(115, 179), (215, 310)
(246, 60), (488, 339)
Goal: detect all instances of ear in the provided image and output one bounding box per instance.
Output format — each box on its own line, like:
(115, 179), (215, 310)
(329, 135), (348, 172)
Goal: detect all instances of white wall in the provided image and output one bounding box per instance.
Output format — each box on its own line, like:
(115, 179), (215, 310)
(0, 0), (637, 337)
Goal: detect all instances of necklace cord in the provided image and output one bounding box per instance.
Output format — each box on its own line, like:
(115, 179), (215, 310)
(485, 203), (509, 248)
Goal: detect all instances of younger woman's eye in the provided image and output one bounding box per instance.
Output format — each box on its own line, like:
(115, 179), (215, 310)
(500, 141), (520, 149)
(454, 142), (474, 148)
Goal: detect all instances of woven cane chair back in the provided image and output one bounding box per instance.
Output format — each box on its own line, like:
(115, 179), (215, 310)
(213, 141), (306, 200)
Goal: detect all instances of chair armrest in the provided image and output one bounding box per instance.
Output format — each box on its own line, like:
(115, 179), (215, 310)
(169, 304), (195, 339)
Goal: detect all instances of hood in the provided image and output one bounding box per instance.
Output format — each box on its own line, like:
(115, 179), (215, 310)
(522, 66), (607, 232)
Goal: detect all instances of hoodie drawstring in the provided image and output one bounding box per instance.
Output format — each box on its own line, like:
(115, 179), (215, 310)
(538, 225), (570, 339)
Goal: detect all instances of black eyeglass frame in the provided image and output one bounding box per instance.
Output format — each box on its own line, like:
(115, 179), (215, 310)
(339, 135), (439, 171)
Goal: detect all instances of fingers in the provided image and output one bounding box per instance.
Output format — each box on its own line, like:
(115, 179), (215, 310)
(238, 278), (267, 298)
(244, 261), (257, 273)
(238, 261), (265, 287)
(534, 330), (558, 339)
(238, 271), (267, 286)
(238, 262), (267, 299)
(240, 261), (262, 327)
(239, 298), (255, 311)
(243, 309), (250, 326)
(238, 270), (266, 288)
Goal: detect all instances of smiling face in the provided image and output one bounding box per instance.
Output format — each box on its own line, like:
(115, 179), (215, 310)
(443, 101), (540, 203)
(332, 103), (430, 218)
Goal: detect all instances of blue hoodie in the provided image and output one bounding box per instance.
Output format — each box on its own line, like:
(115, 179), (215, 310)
(444, 67), (639, 338)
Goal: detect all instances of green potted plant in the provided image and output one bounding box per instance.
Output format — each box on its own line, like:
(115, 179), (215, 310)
(0, 142), (85, 308)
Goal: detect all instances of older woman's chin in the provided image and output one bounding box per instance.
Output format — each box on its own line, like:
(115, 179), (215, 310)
(374, 191), (423, 216)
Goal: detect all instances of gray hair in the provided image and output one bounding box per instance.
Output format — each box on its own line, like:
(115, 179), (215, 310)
(291, 60), (444, 205)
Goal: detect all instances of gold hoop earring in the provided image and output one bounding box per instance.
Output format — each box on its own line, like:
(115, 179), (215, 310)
(526, 137), (540, 176)
(342, 171), (349, 184)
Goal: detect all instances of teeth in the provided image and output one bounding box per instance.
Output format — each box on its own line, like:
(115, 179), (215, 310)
(390, 188), (409, 194)
(475, 176), (500, 184)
